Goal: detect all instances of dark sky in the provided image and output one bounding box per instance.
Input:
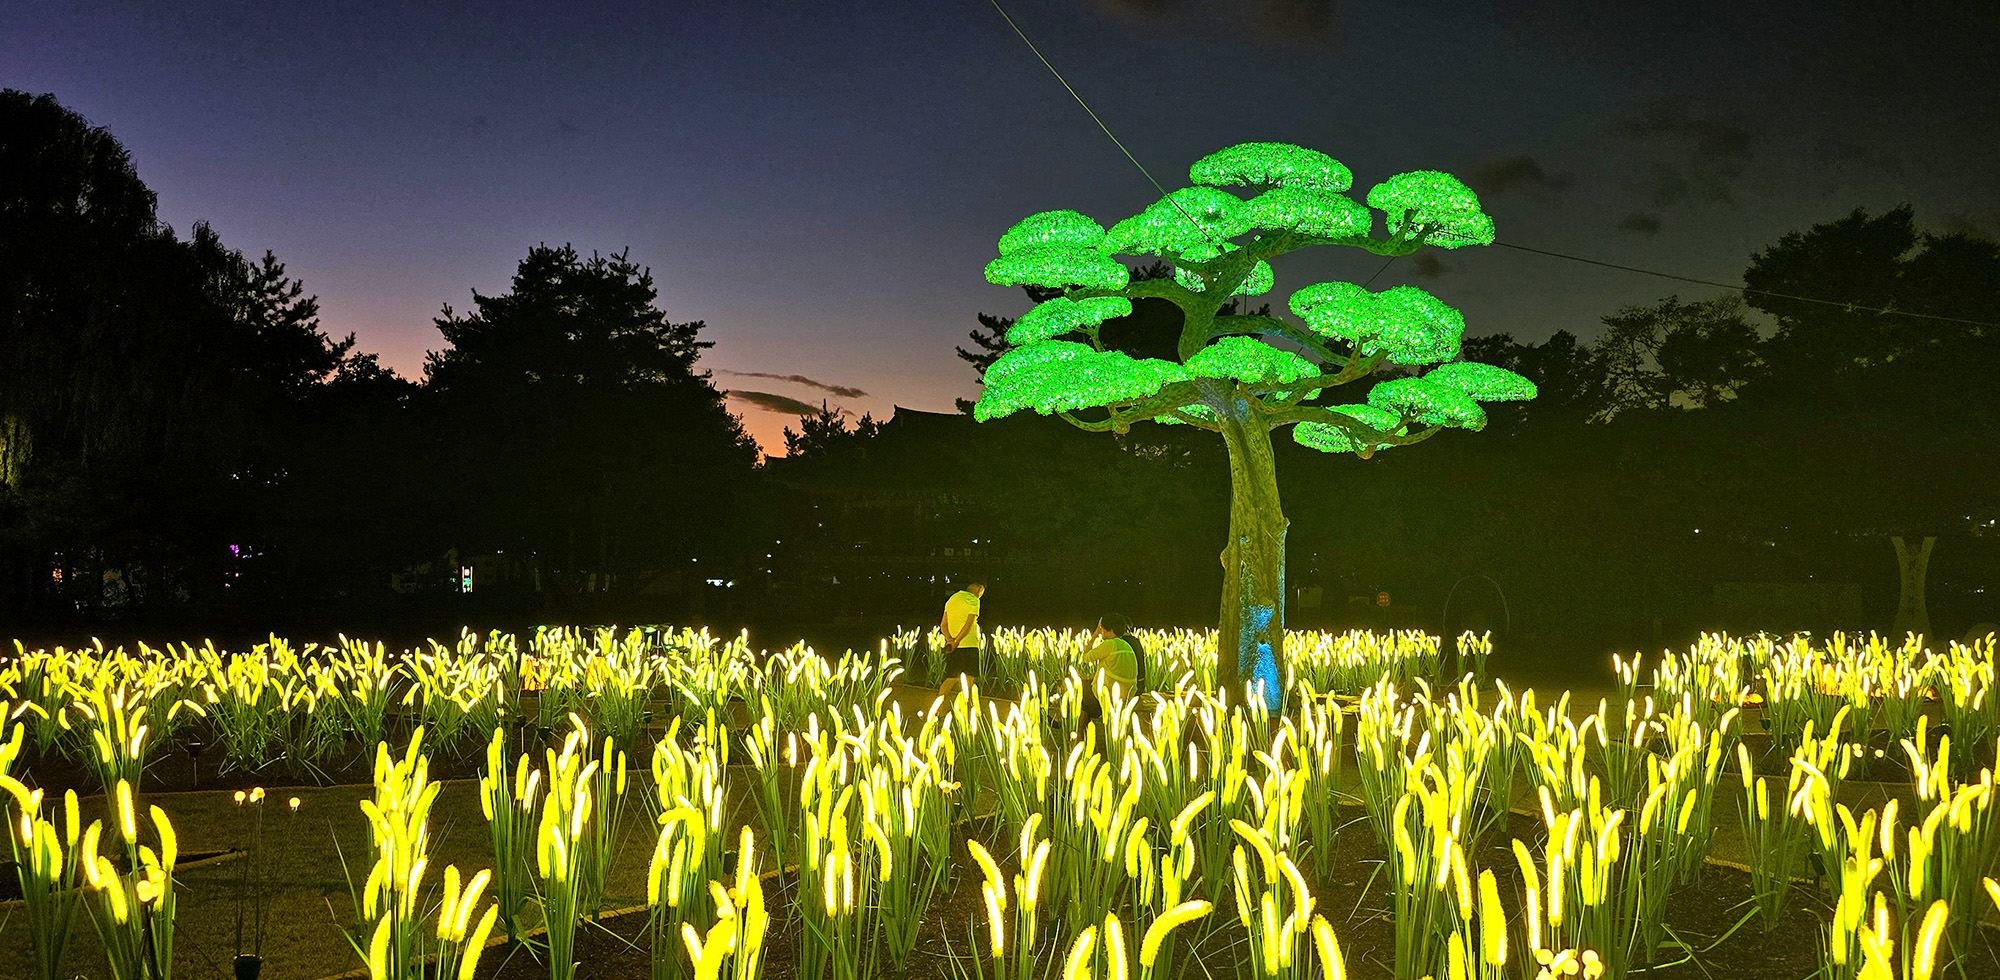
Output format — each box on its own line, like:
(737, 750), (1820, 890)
(7, 0), (1996, 452)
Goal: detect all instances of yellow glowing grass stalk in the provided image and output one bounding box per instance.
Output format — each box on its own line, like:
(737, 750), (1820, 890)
(3, 761), (85, 980)
(347, 729), (506, 980)
(477, 728), (540, 944)
(1736, 741), (1808, 931)
(535, 742), (592, 980)
(430, 866), (498, 980)
(77, 783), (178, 980)
(1063, 925), (1098, 980)
(675, 828), (768, 980)
(1138, 900), (1211, 980)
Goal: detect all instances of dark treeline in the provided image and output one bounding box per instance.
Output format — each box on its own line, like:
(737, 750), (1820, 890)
(4, 91), (1996, 657)
(0, 92), (760, 641)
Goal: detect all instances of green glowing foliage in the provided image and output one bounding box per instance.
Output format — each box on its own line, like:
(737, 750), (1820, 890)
(1243, 186), (1372, 238)
(1365, 171), (1495, 248)
(1184, 337), (1319, 385)
(1152, 403), (1218, 426)
(974, 341), (1189, 421)
(1005, 296), (1134, 346)
(984, 247), (1130, 290)
(1291, 404), (1403, 453)
(996, 210), (1110, 254)
(1423, 361), (1538, 401)
(1287, 283), (1464, 364)
(1366, 377), (1487, 430)
(1109, 187), (1252, 254)
(987, 208), (1129, 289)
(1189, 143), (1353, 191)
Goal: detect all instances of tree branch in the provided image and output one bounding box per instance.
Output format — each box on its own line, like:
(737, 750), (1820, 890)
(1055, 381), (1208, 435)
(1209, 315), (1348, 366)
(1106, 381), (1206, 428)
(1258, 222), (1442, 261)
(1069, 278), (1200, 307)
(1058, 411), (1119, 433)
(1165, 407), (1221, 432)
(1264, 403), (1442, 449)
(1245, 349), (1386, 402)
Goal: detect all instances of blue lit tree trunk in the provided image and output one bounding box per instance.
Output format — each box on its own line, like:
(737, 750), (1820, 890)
(972, 143), (1538, 705)
(1213, 391), (1285, 705)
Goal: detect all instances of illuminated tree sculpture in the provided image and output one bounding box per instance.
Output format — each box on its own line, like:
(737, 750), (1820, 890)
(974, 143), (1536, 706)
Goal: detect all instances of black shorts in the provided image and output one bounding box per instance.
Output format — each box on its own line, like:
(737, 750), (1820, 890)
(944, 644), (982, 680)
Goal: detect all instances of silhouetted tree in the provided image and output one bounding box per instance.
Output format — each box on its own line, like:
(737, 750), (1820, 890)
(0, 90), (367, 611)
(425, 245), (759, 586)
(1461, 330), (1614, 426)
(1734, 207), (2000, 636)
(783, 402), (881, 460)
(1596, 295), (1760, 411)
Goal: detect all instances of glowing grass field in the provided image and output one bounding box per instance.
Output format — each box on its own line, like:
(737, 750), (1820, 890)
(2, 628), (1999, 980)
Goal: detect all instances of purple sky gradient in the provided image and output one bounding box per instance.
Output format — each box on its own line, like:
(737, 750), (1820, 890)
(7, 0), (1995, 453)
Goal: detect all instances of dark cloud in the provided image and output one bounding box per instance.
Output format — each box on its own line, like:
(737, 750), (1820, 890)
(1649, 167), (1690, 207)
(452, 113), (491, 132)
(557, 119), (581, 135)
(1619, 103), (1752, 158)
(1937, 215), (1992, 240)
(719, 370), (868, 398)
(1410, 253), (1449, 278)
(1619, 213), (1662, 235)
(1086, 0), (1342, 44)
(725, 391), (820, 415)
(1618, 102), (1751, 208)
(1257, 0), (1341, 42)
(1468, 155), (1575, 196)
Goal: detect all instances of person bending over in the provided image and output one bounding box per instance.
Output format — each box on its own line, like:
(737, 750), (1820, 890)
(937, 579), (986, 701)
(1078, 612), (1146, 736)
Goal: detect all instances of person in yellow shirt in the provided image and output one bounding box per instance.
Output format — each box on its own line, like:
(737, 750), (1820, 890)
(937, 579), (985, 700)
(1077, 612), (1146, 736)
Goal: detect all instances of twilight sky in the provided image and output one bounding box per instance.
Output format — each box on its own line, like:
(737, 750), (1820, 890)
(6, 0), (1995, 453)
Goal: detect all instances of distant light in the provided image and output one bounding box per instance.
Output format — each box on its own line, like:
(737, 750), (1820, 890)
(460, 565), (474, 593)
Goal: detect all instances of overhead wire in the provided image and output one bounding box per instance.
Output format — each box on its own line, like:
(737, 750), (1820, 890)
(1492, 241), (2000, 329)
(986, 0), (1172, 202)
(984, 0), (2000, 333)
